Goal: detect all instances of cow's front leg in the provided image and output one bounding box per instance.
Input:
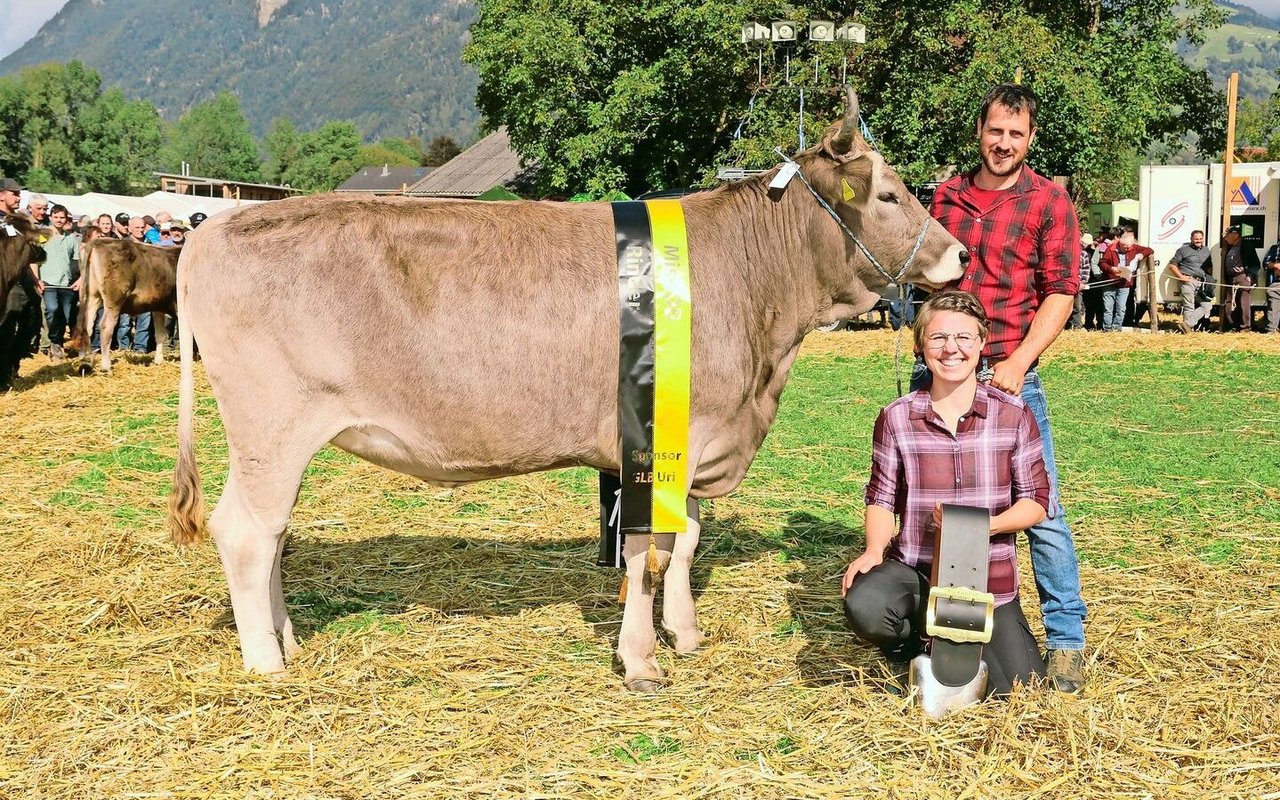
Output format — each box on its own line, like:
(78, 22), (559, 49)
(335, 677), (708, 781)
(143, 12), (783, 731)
(618, 533), (669, 693)
(661, 497), (705, 654)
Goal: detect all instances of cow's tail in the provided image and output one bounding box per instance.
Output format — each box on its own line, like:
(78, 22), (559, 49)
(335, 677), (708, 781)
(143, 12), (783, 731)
(69, 240), (95, 351)
(168, 265), (206, 546)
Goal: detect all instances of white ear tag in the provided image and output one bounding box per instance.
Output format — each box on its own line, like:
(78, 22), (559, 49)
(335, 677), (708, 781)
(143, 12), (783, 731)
(769, 162), (800, 191)
(2, 224), (15, 237)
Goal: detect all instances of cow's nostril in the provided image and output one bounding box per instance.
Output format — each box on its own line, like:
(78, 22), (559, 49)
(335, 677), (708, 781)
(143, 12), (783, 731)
(958, 249), (970, 265)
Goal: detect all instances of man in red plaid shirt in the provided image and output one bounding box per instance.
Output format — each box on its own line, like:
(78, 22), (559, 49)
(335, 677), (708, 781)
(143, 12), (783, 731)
(925, 84), (1087, 692)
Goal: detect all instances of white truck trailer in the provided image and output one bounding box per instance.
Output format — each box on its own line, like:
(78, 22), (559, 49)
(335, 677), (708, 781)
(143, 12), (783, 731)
(1137, 162), (1278, 307)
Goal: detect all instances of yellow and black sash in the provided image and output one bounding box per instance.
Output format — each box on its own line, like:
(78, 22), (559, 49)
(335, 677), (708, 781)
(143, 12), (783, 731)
(598, 199), (692, 568)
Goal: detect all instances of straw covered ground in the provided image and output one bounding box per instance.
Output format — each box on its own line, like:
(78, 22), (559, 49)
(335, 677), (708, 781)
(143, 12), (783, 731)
(1, 329), (1278, 799)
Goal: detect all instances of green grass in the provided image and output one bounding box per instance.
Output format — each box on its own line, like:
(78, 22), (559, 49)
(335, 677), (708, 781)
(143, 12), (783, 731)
(602, 734), (682, 765)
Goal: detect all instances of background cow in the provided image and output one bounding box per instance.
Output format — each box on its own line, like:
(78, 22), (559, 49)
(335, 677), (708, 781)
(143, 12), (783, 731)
(169, 90), (967, 691)
(0, 216), (47, 391)
(71, 230), (181, 373)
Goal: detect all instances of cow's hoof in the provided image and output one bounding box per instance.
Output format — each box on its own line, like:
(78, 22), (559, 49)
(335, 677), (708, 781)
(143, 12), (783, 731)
(76, 363), (93, 377)
(623, 677), (666, 694)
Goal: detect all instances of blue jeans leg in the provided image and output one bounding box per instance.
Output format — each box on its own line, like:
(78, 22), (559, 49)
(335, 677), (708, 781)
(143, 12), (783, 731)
(1020, 372), (1087, 650)
(132, 311), (152, 353)
(1101, 290), (1117, 331)
(42, 288), (75, 345)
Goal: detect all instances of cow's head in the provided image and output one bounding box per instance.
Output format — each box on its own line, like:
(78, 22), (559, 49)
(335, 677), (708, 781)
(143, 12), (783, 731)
(795, 88), (966, 318)
(0, 215), (48, 271)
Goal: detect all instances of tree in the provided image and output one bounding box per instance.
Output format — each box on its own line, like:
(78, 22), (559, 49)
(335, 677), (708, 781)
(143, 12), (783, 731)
(282, 121), (363, 192)
(162, 91), (262, 182)
(423, 135), (462, 166)
(263, 117), (302, 185)
(1227, 35), (1243, 54)
(465, 0), (1229, 203)
(0, 61), (161, 193)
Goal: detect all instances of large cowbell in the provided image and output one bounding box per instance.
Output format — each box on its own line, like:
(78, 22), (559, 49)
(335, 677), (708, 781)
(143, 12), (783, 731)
(910, 504), (996, 719)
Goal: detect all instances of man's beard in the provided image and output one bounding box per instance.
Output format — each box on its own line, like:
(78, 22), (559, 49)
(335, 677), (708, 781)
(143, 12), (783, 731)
(981, 148), (1025, 178)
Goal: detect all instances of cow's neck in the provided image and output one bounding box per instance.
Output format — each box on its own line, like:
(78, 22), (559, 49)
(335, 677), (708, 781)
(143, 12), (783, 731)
(687, 179), (851, 415)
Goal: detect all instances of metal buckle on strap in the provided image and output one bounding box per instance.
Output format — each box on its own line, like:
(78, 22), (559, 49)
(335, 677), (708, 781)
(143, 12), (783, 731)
(925, 585), (995, 645)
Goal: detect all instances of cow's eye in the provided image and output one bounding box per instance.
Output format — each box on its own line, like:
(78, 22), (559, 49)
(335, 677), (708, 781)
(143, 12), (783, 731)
(877, 192), (899, 204)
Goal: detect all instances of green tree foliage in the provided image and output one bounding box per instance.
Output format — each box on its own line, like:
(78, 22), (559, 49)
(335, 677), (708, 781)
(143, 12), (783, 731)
(281, 121), (363, 192)
(0, 61), (161, 193)
(161, 92), (262, 182)
(1236, 91), (1280, 161)
(466, 0), (1228, 203)
(423, 135), (462, 167)
(263, 117), (302, 185)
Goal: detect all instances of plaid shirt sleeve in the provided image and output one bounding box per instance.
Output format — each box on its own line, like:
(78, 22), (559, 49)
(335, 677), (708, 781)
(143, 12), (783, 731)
(1010, 405), (1050, 514)
(864, 407), (902, 513)
(1037, 187), (1080, 297)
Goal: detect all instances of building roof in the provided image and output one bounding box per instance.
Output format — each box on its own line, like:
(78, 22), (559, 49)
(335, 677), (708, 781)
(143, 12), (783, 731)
(335, 165), (434, 194)
(153, 172), (303, 194)
(405, 127), (536, 198)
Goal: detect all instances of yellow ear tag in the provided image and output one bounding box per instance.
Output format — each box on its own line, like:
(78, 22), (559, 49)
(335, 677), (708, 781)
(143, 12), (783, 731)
(841, 178), (856, 202)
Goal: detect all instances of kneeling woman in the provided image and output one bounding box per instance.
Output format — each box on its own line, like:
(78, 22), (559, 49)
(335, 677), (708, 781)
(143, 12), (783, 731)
(841, 291), (1050, 697)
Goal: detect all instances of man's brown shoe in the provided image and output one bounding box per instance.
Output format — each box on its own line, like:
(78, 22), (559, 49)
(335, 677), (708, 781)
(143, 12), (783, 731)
(1046, 649), (1085, 693)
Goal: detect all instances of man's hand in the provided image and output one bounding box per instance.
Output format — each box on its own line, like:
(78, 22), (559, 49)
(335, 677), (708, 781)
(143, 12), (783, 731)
(841, 551), (884, 596)
(69, 278), (82, 292)
(990, 355), (1030, 395)
(35, 279), (46, 294)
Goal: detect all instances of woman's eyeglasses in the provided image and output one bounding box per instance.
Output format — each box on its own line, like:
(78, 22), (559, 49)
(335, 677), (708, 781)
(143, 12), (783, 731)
(924, 332), (980, 350)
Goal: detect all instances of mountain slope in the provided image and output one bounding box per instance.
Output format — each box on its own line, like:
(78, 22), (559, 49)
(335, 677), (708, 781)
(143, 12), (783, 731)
(1180, 2), (1280, 102)
(0, 0), (479, 142)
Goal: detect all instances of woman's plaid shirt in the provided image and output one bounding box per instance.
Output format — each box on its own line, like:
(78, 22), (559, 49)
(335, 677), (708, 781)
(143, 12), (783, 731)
(930, 167), (1080, 364)
(864, 384), (1050, 606)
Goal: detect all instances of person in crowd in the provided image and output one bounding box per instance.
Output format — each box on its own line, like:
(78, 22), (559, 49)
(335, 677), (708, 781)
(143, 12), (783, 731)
(1167, 230), (1213, 333)
(24, 194), (49, 227)
(1221, 226), (1260, 332)
(1263, 238), (1280, 334)
(113, 212), (130, 238)
(843, 291), (1050, 699)
(1082, 228), (1110, 330)
(1069, 233), (1094, 329)
(39, 204), (81, 360)
(0, 177), (20, 219)
(95, 214), (114, 238)
(925, 83), (1088, 692)
(140, 215), (161, 244)
(189, 211), (208, 229)
(169, 222), (187, 246)
(1099, 228), (1153, 332)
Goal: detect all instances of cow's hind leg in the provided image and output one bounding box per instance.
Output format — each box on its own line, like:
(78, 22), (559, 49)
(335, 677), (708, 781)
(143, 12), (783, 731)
(98, 305), (118, 374)
(152, 312), (165, 365)
(661, 497), (705, 654)
(209, 444), (313, 673)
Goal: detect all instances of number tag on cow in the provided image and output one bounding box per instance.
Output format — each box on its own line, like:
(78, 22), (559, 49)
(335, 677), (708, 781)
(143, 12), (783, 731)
(2, 224), (15, 237)
(768, 162), (800, 194)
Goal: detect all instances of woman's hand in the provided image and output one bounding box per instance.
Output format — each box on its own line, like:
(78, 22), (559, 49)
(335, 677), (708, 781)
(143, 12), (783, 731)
(841, 551), (884, 596)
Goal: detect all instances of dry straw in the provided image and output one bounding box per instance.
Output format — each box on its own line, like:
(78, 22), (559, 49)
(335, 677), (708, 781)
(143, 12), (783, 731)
(1, 329), (1277, 799)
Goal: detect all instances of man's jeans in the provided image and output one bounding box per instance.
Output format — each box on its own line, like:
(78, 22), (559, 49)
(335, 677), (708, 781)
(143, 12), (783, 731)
(910, 362), (1087, 650)
(91, 309), (150, 352)
(1101, 287), (1129, 332)
(42, 287), (77, 346)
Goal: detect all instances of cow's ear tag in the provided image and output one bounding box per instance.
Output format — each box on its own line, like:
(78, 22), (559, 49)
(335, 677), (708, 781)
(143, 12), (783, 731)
(841, 178), (856, 202)
(2, 224), (15, 237)
(767, 162), (800, 201)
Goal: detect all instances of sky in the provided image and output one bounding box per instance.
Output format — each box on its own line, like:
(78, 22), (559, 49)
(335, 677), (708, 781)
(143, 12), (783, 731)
(0, 0), (72, 60)
(2, 0), (1280, 61)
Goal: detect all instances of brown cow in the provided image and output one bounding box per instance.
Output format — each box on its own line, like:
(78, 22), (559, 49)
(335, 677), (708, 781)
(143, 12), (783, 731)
(168, 91), (968, 690)
(0, 215), (47, 391)
(71, 229), (181, 373)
